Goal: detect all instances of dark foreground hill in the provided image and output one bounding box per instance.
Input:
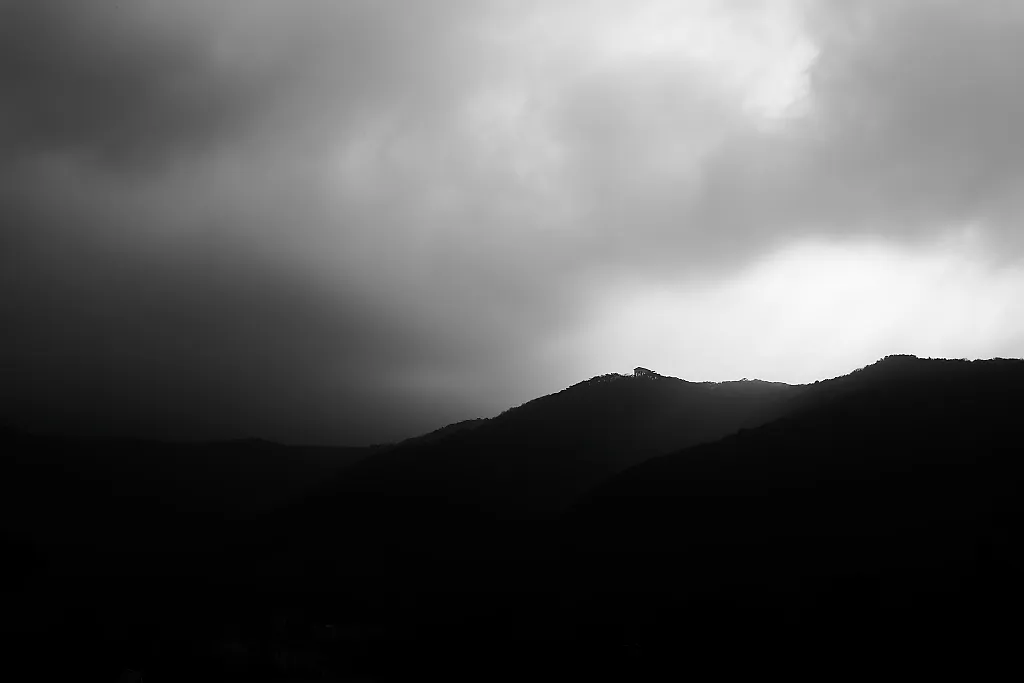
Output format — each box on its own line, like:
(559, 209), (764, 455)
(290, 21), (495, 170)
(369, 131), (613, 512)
(3, 356), (1023, 679)
(0, 432), (374, 581)
(248, 356), (1023, 673)
(265, 373), (803, 555)
(563, 355), (1024, 647)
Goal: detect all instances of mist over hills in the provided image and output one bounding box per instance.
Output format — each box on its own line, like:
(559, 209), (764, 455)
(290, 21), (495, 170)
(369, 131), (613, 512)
(3, 355), (1023, 678)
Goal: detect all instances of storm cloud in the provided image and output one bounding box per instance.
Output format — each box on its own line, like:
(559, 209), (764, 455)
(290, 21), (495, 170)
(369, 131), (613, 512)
(2, 0), (1023, 445)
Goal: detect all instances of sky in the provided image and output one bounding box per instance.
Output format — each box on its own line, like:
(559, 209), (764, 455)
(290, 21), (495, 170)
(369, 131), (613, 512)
(2, 0), (1023, 445)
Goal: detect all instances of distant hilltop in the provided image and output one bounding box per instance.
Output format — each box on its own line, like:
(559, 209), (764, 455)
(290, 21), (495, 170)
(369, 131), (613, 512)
(633, 366), (659, 378)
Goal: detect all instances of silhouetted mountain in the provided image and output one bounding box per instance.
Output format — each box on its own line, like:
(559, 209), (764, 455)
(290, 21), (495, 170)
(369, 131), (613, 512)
(263, 372), (805, 571)
(5, 356), (1022, 679)
(562, 355), (1024, 644)
(341, 373), (795, 508)
(392, 417), (488, 448)
(0, 431), (375, 580)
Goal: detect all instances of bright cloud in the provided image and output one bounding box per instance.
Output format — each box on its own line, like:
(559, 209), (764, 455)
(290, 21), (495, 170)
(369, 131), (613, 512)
(572, 225), (1024, 384)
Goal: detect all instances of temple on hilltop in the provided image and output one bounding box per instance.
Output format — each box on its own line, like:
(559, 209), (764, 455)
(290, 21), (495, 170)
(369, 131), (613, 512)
(633, 367), (658, 378)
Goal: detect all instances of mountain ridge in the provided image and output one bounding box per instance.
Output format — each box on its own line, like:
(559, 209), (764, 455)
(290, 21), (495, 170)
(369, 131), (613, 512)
(4, 354), (1023, 677)
(269, 366), (807, 535)
(561, 355), (1024, 604)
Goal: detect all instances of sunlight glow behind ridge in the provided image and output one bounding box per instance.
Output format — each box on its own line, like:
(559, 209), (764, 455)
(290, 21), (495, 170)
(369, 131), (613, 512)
(569, 227), (1024, 385)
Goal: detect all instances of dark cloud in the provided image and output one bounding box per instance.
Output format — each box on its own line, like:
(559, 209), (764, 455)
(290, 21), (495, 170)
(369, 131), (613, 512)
(0, 213), (483, 444)
(2, 1), (1023, 444)
(0, 0), (277, 170)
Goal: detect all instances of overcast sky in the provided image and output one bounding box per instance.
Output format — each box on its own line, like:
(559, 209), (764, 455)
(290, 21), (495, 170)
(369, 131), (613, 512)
(2, 0), (1023, 445)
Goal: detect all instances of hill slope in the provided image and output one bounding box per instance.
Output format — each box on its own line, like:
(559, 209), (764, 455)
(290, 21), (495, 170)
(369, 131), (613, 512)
(0, 431), (374, 580)
(263, 372), (805, 569)
(5, 356), (1022, 678)
(563, 355), (1024, 640)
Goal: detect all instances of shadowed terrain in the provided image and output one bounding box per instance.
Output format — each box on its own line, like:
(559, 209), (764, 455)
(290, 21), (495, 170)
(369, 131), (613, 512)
(563, 356), (1024, 649)
(2, 356), (1022, 679)
(262, 372), (804, 572)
